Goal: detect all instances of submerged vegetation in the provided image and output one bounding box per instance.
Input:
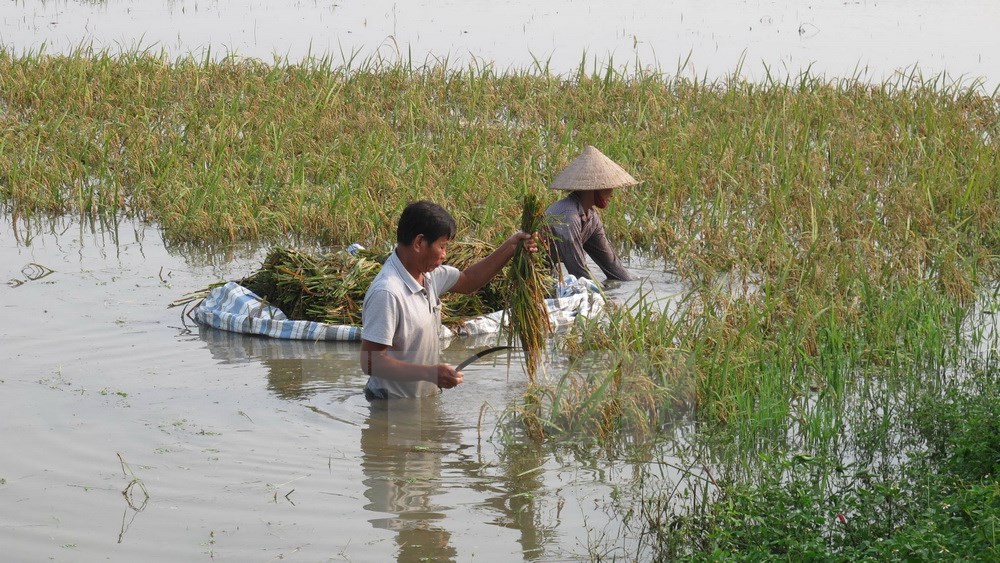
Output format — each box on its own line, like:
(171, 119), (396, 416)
(3, 47), (999, 556)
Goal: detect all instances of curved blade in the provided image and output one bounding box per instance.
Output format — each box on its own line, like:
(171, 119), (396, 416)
(455, 346), (514, 372)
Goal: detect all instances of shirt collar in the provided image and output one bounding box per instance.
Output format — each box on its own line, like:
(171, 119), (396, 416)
(388, 249), (425, 295)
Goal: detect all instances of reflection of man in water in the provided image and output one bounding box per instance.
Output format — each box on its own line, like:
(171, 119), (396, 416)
(361, 396), (565, 561)
(361, 399), (458, 562)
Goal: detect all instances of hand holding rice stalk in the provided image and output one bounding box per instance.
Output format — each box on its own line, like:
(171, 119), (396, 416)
(507, 192), (552, 384)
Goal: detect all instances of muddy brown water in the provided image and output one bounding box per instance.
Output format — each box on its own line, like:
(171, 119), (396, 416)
(0, 215), (689, 561)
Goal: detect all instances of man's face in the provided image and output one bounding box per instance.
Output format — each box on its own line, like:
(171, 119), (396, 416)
(593, 188), (614, 209)
(417, 235), (449, 273)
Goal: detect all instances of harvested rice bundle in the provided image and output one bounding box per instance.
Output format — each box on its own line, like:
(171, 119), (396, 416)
(240, 242), (508, 327)
(442, 239), (506, 326)
(506, 193), (552, 383)
(240, 247), (378, 325)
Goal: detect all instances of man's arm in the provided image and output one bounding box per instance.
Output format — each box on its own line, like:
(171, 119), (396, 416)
(450, 231), (536, 294)
(582, 217), (635, 282)
(359, 339), (463, 389)
(550, 219), (598, 281)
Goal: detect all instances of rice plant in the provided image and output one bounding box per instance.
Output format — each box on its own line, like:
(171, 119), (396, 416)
(505, 192), (551, 384)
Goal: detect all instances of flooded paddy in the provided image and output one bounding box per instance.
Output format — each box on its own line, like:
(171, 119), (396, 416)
(0, 215), (688, 561)
(2, 0), (999, 560)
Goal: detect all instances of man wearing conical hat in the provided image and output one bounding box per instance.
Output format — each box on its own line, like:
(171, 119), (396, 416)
(545, 145), (638, 284)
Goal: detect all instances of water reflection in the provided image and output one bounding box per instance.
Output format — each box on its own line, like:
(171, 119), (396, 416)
(361, 399), (460, 561)
(197, 325), (362, 399)
(197, 324), (565, 560)
(477, 442), (553, 559)
(360, 399), (563, 561)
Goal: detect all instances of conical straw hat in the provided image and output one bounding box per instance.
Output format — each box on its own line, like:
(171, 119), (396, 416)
(549, 145), (639, 191)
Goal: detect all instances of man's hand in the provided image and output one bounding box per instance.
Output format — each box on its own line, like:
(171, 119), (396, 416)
(434, 364), (464, 389)
(506, 230), (539, 253)
(452, 231), (541, 295)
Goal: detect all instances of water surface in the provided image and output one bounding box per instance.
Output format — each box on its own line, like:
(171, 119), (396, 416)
(2, 0), (998, 88)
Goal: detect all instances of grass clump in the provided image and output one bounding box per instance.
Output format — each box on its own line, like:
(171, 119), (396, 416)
(506, 299), (689, 445)
(628, 369), (999, 561)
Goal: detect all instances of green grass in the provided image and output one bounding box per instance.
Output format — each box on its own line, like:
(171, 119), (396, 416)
(621, 365), (999, 561)
(3, 48), (998, 265)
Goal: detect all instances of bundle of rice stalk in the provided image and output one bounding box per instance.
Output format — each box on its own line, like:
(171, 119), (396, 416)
(238, 242), (508, 327)
(506, 192), (552, 384)
(240, 247), (379, 325)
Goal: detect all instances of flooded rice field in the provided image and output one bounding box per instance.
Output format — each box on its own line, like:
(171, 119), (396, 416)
(0, 215), (687, 561)
(3, 1), (999, 559)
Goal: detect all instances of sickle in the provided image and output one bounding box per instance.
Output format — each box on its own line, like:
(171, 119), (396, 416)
(455, 346), (514, 372)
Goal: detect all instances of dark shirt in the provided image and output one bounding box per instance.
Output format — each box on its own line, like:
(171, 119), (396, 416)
(545, 193), (635, 283)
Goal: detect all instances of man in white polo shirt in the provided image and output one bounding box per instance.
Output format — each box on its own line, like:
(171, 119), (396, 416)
(360, 200), (536, 399)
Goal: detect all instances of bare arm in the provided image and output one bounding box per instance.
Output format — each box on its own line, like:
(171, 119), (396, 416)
(450, 231), (537, 294)
(359, 339), (463, 389)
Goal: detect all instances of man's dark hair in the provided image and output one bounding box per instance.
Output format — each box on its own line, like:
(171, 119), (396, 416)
(396, 200), (457, 245)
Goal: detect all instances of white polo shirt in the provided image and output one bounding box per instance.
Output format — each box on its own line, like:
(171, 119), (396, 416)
(361, 249), (460, 398)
